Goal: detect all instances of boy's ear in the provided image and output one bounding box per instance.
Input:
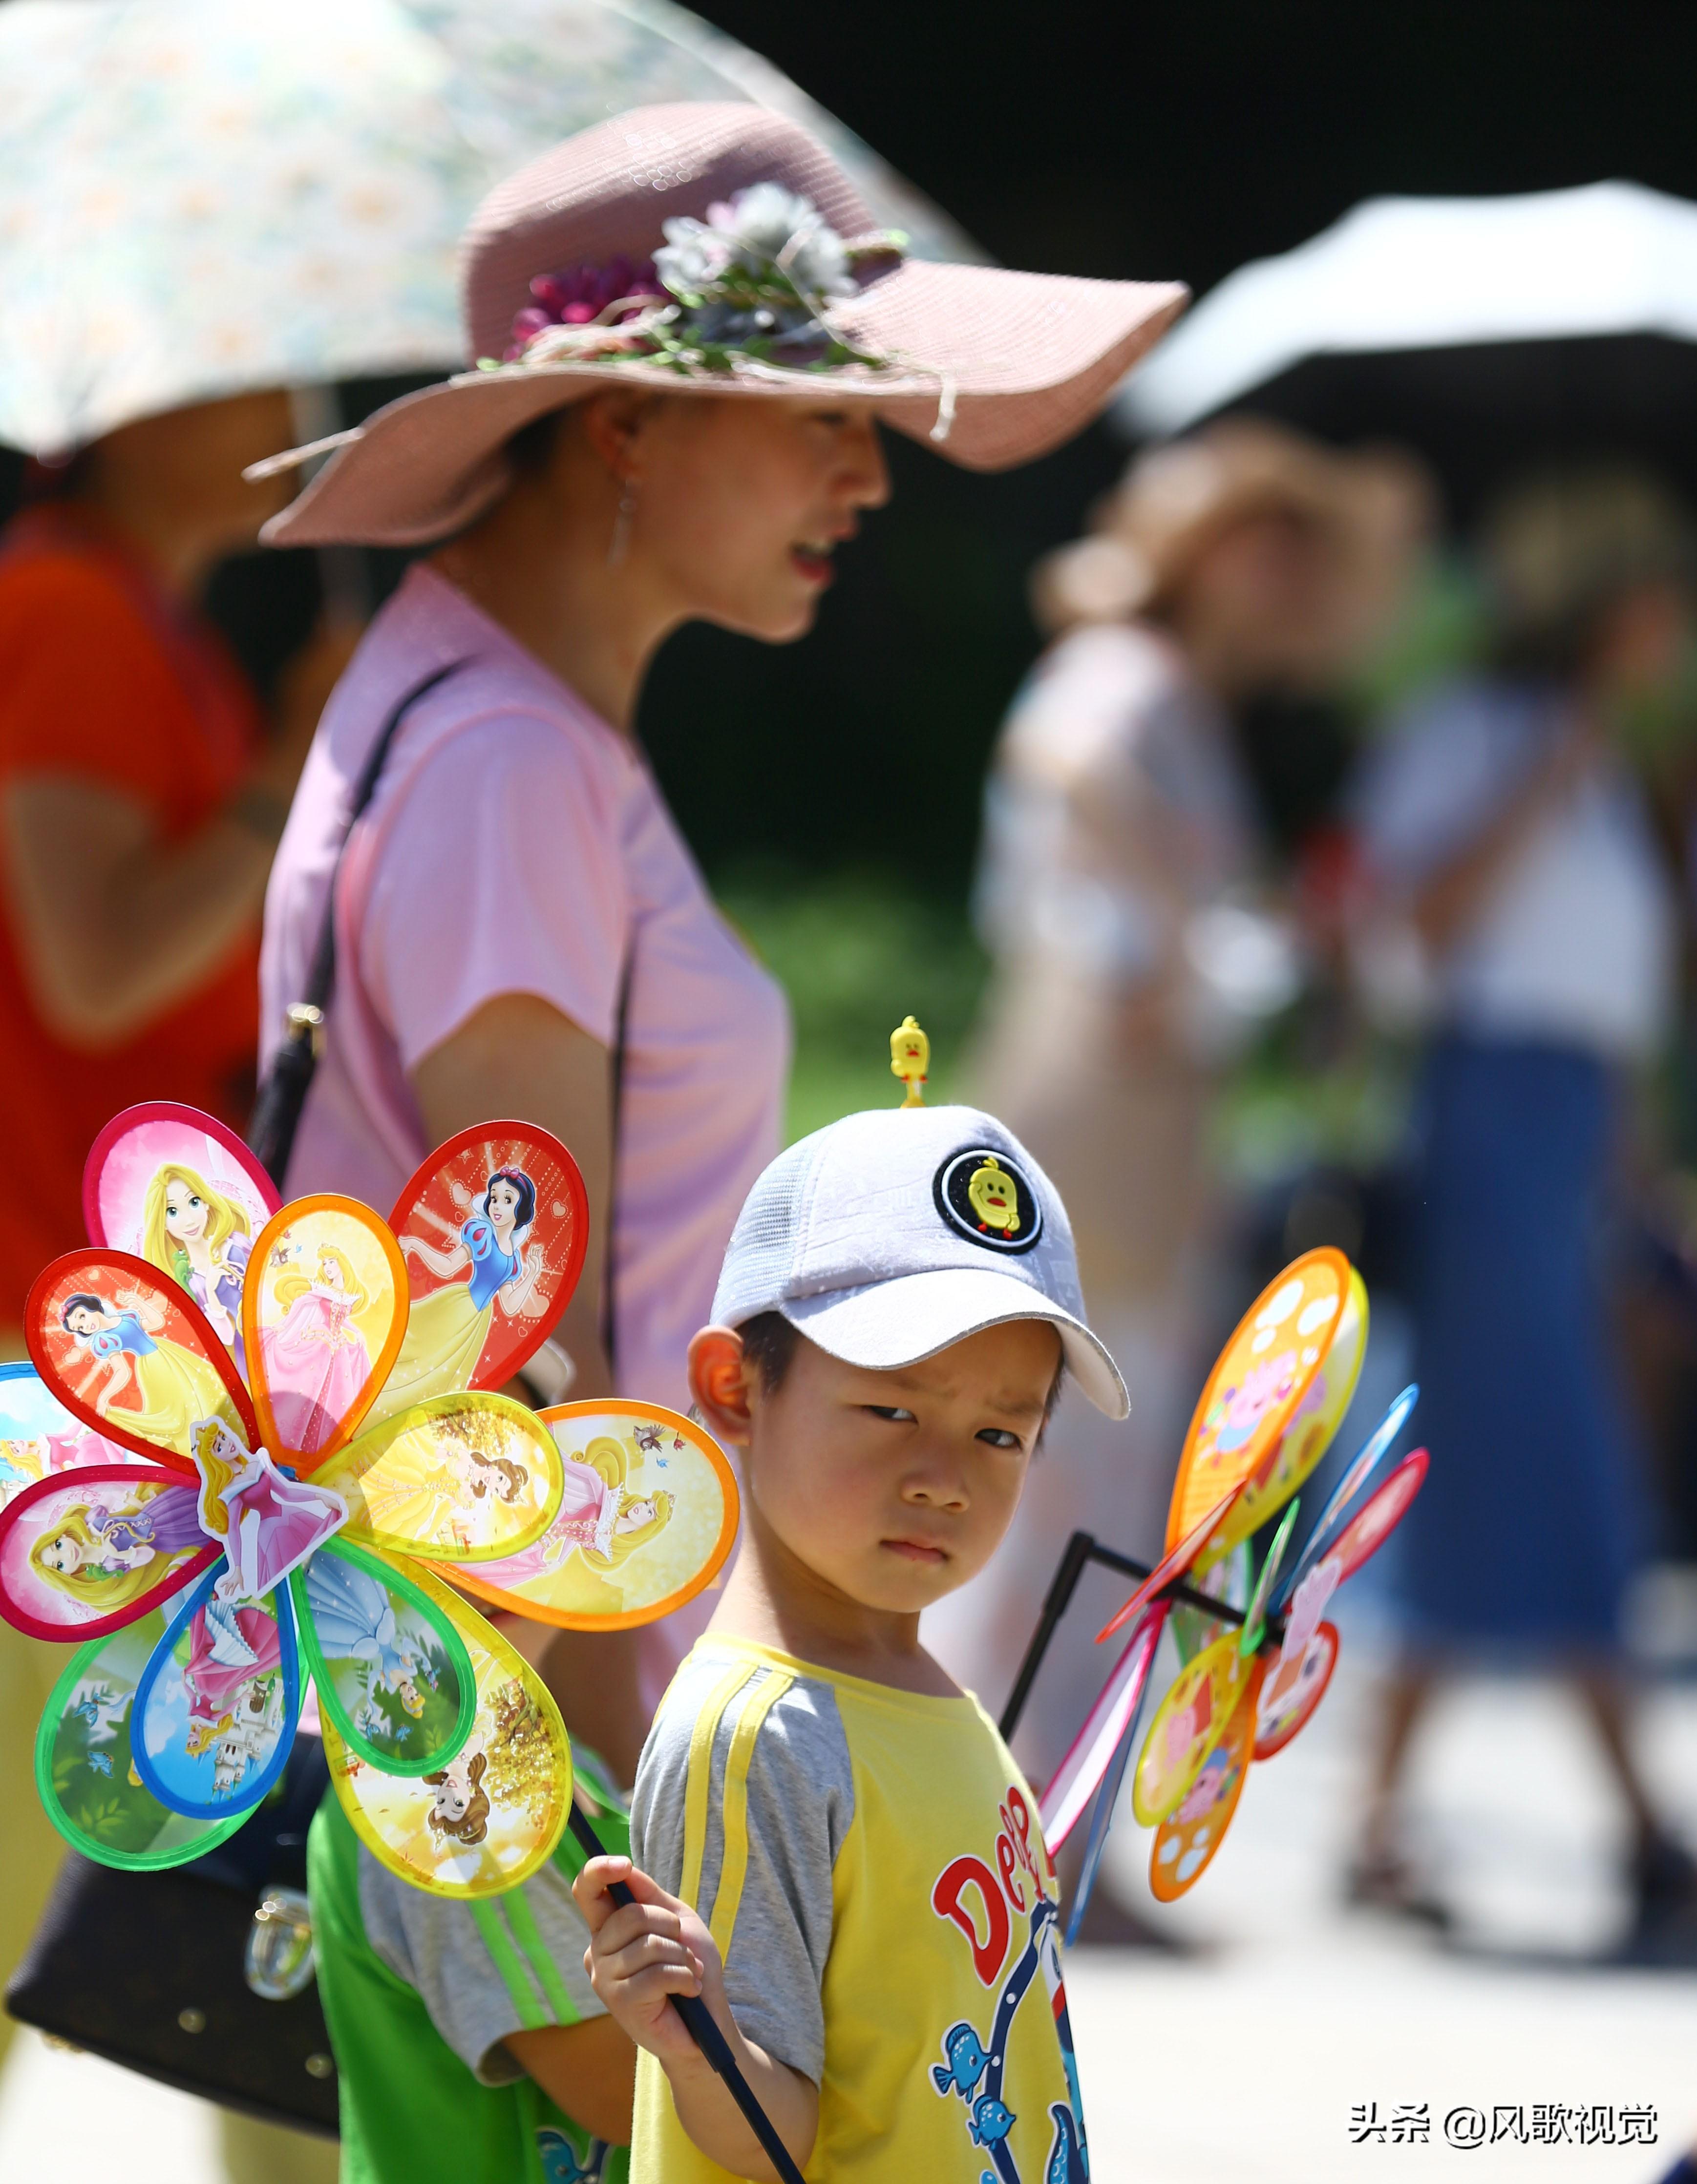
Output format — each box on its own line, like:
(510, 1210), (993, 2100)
(687, 1325), (756, 1448)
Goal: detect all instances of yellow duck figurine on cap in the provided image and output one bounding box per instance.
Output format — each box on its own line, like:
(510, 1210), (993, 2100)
(890, 1015), (929, 1107)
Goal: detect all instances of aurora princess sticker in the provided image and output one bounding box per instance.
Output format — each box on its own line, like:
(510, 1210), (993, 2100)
(256, 1246), (374, 1455)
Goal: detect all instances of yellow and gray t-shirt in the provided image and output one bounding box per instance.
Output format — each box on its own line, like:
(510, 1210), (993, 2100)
(630, 1637), (1087, 2183)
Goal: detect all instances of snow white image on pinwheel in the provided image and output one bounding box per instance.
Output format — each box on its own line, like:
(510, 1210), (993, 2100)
(0, 1102), (738, 1900)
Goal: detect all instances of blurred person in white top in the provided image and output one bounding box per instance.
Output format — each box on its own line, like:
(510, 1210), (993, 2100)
(925, 419), (1428, 1938)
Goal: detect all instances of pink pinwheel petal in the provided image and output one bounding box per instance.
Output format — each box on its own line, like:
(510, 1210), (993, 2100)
(0, 1464), (216, 1641)
(1040, 1603), (1166, 1851)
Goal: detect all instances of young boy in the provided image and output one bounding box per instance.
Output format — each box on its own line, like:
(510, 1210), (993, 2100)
(309, 1737), (636, 2184)
(574, 1105), (1128, 2183)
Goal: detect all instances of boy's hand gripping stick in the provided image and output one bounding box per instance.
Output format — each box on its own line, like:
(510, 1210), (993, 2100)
(568, 1803), (808, 2184)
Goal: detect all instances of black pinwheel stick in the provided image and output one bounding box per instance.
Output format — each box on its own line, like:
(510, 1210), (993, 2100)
(568, 1802), (808, 2184)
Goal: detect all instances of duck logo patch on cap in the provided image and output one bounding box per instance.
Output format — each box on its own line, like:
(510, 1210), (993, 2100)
(933, 1147), (1044, 1255)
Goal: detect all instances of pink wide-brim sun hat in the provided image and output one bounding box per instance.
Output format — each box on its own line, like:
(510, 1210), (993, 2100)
(258, 103), (1189, 548)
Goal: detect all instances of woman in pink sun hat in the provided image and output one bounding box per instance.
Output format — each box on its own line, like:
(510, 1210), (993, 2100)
(255, 102), (1187, 1783)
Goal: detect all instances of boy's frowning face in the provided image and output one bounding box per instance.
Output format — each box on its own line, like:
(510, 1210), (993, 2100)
(713, 1321), (1061, 1617)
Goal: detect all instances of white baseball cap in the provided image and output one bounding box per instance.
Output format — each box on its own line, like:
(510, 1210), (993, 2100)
(711, 1105), (1128, 1418)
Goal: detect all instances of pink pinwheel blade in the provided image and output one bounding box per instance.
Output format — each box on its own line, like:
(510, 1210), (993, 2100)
(1273, 1385), (1418, 1612)
(1096, 1491), (1240, 1646)
(81, 1103), (278, 1375)
(0, 1464), (216, 1640)
(1319, 1449), (1428, 1586)
(1040, 1604), (1166, 1851)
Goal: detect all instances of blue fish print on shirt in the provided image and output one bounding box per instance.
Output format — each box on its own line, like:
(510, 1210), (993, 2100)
(970, 2095), (1017, 2149)
(933, 2021), (991, 2101)
(1045, 2100), (1087, 2184)
(534, 2127), (609, 2182)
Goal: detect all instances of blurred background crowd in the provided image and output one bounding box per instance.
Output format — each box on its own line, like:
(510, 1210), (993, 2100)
(4, 0), (1697, 2177)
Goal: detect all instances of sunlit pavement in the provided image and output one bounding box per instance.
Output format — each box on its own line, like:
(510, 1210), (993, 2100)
(0, 2030), (221, 2182)
(1069, 1602), (1697, 2183)
(2, 1610), (1694, 2182)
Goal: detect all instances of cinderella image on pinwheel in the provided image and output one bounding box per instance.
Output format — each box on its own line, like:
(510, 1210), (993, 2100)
(0, 1103), (597, 1897)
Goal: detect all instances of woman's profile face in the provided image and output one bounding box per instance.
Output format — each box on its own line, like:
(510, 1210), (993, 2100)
(318, 1254), (344, 1292)
(66, 1305), (102, 1337)
(618, 1495), (659, 1533)
(628, 396), (891, 643)
(487, 1178), (521, 1226)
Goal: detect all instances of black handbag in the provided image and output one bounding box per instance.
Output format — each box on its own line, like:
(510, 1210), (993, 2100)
(248, 658), (468, 1188)
(7, 1734), (339, 2135)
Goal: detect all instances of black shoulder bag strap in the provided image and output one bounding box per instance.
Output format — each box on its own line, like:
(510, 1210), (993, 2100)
(597, 949), (635, 1379)
(248, 658), (469, 1189)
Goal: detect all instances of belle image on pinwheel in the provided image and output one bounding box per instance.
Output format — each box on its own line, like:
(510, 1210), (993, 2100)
(0, 1101), (738, 1898)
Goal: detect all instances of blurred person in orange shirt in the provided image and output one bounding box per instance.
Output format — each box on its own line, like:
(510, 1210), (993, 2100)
(0, 389), (351, 2184)
(0, 392), (352, 1342)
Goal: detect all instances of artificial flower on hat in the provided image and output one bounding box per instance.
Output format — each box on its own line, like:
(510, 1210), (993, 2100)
(0, 1102), (590, 1897)
(251, 102), (1191, 546)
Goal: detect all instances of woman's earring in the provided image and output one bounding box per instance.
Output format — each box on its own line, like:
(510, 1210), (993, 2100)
(608, 477), (638, 568)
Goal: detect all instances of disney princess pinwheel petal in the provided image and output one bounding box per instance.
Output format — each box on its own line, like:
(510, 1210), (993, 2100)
(1000, 1251), (1432, 1919)
(448, 1399), (740, 1632)
(0, 1461), (217, 1640)
(319, 1558), (576, 1901)
(0, 1104), (593, 1895)
(240, 1197), (408, 1462)
(1, 1103), (804, 2174)
(81, 1103), (279, 1342)
(372, 1121), (591, 1428)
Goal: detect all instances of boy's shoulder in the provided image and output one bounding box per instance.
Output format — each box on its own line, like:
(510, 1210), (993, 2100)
(632, 1638), (1024, 1885)
(633, 1641), (856, 1860)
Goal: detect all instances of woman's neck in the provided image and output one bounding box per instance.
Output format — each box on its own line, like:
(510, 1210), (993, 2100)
(431, 468), (679, 734)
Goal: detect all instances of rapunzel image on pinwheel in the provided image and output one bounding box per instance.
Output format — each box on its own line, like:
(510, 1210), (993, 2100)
(0, 1105), (738, 1898)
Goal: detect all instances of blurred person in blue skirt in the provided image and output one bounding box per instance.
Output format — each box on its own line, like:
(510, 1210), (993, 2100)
(1350, 468), (1697, 1949)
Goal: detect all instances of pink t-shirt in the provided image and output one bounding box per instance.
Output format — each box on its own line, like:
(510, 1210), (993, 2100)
(259, 563), (790, 1419)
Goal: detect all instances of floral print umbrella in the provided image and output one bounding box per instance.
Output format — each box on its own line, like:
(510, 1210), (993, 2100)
(0, 0), (978, 455)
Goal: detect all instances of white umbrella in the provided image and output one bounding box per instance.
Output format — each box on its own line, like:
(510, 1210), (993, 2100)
(1119, 180), (1697, 436)
(0, 0), (977, 455)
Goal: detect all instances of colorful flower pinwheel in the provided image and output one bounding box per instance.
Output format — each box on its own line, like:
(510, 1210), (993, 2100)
(1033, 1247), (1431, 1918)
(0, 1101), (732, 1899)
